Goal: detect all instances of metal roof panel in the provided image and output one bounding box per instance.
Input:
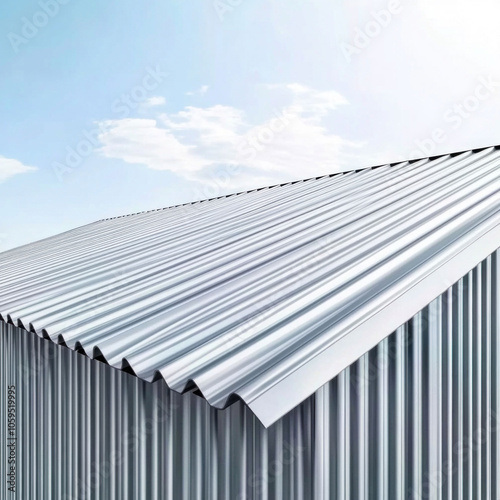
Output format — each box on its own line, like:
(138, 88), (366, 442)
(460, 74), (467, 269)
(1, 145), (500, 426)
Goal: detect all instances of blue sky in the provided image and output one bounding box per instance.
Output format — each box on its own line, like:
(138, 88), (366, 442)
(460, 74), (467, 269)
(1, 0), (500, 250)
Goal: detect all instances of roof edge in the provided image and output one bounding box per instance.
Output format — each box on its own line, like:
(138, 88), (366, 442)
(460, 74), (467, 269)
(249, 219), (500, 427)
(97, 143), (500, 222)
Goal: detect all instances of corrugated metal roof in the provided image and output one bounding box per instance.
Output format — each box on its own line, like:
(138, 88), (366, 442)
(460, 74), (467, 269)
(1, 145), (500, 427)
(5, 251), (499, 499)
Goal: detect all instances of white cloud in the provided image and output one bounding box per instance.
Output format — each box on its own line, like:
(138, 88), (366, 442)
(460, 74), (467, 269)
(186, 85), (209, 96)
(0, 156), (37, 183)
(97, 84), (359, 191)
(143, 96), (166, 107)
(98, 119), (206, 174)
(266, 83), (348, 118)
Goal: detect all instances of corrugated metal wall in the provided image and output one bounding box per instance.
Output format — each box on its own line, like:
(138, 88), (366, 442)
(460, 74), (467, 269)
(1, 250), (499, 499)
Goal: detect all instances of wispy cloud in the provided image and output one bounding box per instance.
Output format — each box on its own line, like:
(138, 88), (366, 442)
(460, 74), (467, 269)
(186, 85), (209, 96)
(0, 156), (37, 183)
(97, 84), (359, 190)
(98, 118), (206, 174)
(142, 96), (166, 107)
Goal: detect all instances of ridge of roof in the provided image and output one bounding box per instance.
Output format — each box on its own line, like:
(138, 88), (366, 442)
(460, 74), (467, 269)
(98, 142), (500, 222)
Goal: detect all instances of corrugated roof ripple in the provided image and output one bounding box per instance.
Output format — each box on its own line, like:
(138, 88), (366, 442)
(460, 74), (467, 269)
(1, 146), (500, 426)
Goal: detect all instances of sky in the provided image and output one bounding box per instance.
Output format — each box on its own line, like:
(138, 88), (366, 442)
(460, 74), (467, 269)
(1, 0), (500, 251)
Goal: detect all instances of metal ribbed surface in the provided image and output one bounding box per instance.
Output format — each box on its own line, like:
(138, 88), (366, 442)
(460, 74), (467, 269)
(1, 251), (499, 499)
(1, 146), (500, 426)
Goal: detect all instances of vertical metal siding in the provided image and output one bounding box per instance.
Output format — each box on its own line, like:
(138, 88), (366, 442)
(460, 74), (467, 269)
(1, 250), (499, 499)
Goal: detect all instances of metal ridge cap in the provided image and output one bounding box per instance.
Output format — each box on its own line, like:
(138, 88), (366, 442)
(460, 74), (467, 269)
(96, 144), (500, 223)
(248, 218), (500, 428)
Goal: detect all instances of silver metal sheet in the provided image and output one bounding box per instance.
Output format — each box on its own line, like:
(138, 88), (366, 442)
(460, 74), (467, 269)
(1, 251), (498, 498)
(1, 146), (500, 426)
